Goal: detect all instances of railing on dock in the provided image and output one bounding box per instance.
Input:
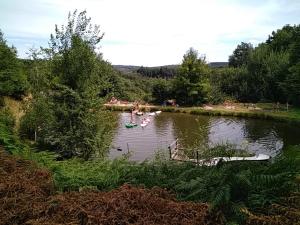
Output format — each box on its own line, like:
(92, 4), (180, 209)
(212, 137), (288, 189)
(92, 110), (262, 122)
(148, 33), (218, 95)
(168, 138), (179, 160)
(168, 139), (197, 162)
(168, 139), (271, 166)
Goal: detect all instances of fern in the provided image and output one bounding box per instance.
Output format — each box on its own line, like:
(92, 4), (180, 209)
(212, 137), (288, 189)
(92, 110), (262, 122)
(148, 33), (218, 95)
(211, 184), (231, 209)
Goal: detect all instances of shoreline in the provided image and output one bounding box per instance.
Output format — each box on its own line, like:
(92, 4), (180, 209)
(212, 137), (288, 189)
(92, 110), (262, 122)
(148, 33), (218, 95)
(104, 103), (300, 123)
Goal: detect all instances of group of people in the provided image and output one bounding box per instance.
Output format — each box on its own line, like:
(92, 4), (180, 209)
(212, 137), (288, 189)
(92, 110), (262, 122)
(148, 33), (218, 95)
(130, 102), (152, 126)
(130, 102), (140, 124)
(109, 98), (154, 125)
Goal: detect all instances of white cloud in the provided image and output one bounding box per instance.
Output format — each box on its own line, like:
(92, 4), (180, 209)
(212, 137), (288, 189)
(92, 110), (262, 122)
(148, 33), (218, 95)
(1, 0), (299, 66)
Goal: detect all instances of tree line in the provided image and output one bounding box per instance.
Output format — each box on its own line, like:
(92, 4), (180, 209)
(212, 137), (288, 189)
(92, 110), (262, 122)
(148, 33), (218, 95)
(224, 25), (300, 104)
(150, 24), (300, 106)
(137, 66), (177, 78)
(2, 22), (299, 107)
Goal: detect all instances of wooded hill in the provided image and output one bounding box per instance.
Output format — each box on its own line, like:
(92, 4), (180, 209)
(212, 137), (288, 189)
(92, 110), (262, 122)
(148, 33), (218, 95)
(113, 62), (228, 77)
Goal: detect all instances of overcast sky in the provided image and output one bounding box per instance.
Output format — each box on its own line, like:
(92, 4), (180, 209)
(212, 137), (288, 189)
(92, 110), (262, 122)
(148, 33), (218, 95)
(0, 0), (299, 66)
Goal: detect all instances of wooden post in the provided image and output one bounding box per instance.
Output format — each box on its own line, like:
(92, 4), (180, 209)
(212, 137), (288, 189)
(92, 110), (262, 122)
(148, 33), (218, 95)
(168, 146), (172, 160)
(127, 143), (130, 154)
(196, 151), (199, 165)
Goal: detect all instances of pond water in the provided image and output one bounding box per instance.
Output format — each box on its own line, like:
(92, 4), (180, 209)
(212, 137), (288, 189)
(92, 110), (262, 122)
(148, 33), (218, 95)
(109, 112), (300, 161)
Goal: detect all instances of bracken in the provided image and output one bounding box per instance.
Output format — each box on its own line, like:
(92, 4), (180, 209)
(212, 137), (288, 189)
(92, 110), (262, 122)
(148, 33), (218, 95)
(0, 149), (225, 225)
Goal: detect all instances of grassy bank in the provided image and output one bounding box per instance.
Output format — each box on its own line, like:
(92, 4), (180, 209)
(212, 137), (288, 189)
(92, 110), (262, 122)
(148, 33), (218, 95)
(104, 103), (300, 123)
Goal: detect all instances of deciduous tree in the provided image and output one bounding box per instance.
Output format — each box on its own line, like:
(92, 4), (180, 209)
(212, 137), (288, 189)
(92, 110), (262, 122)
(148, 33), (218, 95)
(0, 30), (27, 97)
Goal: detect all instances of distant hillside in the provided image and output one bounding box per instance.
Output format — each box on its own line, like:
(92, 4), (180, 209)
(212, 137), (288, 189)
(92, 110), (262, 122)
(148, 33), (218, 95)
(113, 65), (141, 74)
(209, 62), (228, 68)
(113, 62), (228, 74)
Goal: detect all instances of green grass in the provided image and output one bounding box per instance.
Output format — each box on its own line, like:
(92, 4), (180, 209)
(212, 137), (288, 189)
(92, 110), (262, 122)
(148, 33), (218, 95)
(189, 108), (300, 123)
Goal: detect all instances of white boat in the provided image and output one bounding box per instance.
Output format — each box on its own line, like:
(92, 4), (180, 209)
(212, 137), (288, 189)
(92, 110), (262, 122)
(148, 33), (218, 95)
(136, 111), (143, 116)
(196, 154), (271, 166)
(155, 111), (162, 114)
(141, 117), (151, 127)
(141, 122), (148, 127)
(148, 112), (155, 116)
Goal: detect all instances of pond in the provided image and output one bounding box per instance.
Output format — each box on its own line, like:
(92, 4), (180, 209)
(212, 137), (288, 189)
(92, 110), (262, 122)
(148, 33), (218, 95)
(109, 112), (300, 161)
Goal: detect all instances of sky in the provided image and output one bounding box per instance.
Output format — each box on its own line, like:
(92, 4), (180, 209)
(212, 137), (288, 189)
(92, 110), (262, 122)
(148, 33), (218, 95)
(0, 0), (299, 66)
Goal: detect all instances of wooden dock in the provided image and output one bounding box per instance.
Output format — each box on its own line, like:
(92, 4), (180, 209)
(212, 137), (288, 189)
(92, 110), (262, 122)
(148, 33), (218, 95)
(168, 139), (270, 166)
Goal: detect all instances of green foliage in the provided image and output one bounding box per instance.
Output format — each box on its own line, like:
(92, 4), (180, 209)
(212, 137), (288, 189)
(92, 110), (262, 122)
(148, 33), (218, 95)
(21, 49), (53, 95)
(19, 95), (53, 140)
(211, 67), (248, 101)
(0, 110), (26, 153)
(0, 108), (15, 132)
(0, 30), (27, 98)
(222, 24), (300, 104)
(174, 48), (210, 105)
(229, 42), (253, 68)
(22, 84), (116, 159)
(246, 45), (290, 102)
(40, 154), (132, 191)
(170, 25), (299, 105)
(201, 78), (224, 104)
(137, 65), (177, 78)
(115, 73), (154, 102)
(20, 11), (118, 160)
(193, 143), (254, 160)
(174, 158), (299, 223)
(280, 63), (300, 105)
(279, 28), (300, 105)
(49, 10), (105, 95)
(266, 24), (298, 52)
(151, 78), (172, 104)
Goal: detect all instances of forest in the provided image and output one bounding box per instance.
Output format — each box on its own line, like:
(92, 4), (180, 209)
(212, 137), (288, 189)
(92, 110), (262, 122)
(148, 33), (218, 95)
(0, 10), (300, 225)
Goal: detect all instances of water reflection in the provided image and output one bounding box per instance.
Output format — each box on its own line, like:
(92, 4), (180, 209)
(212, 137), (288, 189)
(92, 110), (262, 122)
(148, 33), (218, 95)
(171, 113), (210, 150)
(109, 112), (300, 161)
(110, 113), (175, 161)
(209, 118), (282, 156)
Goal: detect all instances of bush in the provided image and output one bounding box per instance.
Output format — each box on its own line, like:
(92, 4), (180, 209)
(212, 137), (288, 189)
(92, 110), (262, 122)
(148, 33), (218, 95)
(0, 108), (15, 130)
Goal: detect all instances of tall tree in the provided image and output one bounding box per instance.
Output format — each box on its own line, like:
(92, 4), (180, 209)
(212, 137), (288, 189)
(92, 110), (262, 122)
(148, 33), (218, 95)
(152, 78), (171, 104)
(266, 25), (296, 52)
(265, 24), (300, 104)
(21, 11), (116, 159)
(279, 26), (300, 105)
(49, 10), (104, 94)
(211, 67), (248, 101)
(174, 48), (210, 105)
(0, 30), (27, 97)
(228, 42), (253, 68)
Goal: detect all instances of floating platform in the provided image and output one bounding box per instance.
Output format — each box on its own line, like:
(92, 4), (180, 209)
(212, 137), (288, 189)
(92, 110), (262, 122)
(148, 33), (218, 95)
(169, 139), (270, 166)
